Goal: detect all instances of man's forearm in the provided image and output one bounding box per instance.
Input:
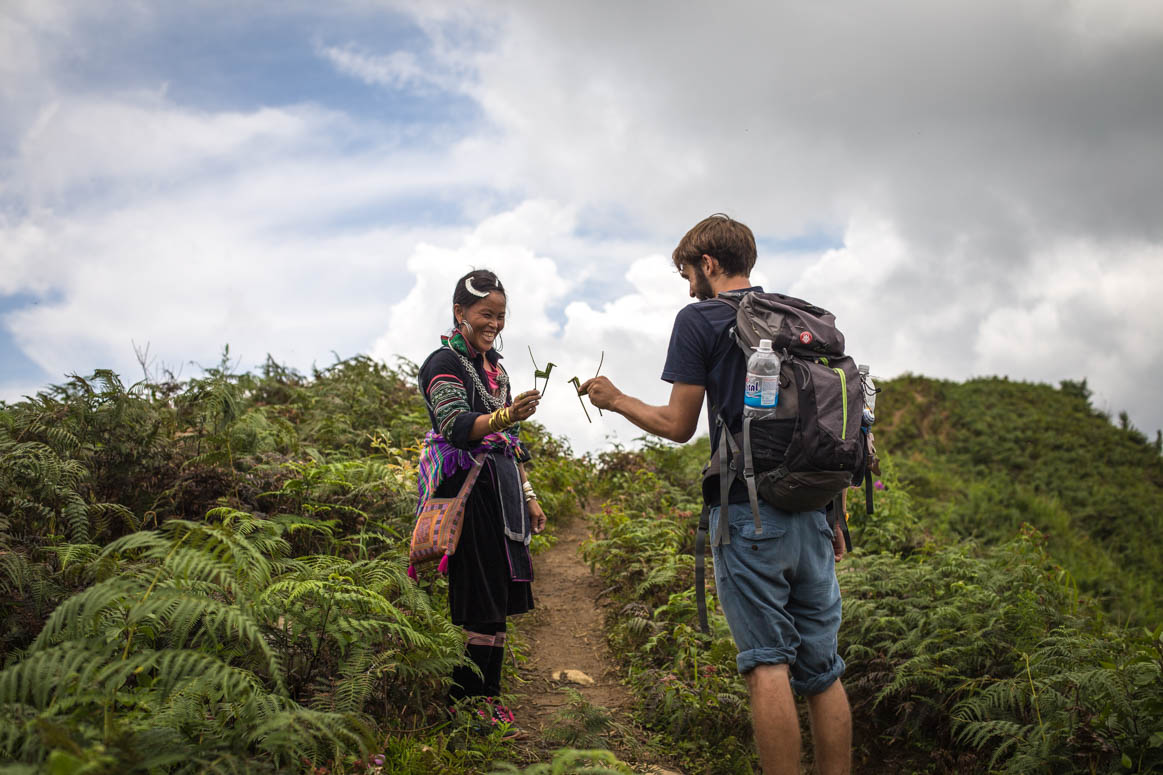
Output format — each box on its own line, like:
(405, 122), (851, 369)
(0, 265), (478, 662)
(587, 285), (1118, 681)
(609, 394), (691, 443)
(582, 377), (703, 443)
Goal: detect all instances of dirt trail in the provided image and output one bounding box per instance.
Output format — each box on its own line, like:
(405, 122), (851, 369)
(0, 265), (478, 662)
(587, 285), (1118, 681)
(509, 515), (682, 774)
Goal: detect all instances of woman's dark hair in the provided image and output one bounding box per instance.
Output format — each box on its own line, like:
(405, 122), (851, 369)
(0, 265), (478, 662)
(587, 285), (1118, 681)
(452, 269), (506, 325)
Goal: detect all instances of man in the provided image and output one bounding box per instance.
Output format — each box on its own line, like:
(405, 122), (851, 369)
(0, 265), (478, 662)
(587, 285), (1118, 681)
(581, 214), (852, 775)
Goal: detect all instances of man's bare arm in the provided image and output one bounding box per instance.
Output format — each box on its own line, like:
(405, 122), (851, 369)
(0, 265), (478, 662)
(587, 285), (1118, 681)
(579, 376), (705, 443)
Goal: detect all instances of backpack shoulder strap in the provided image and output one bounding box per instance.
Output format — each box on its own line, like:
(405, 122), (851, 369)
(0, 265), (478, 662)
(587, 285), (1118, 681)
(711, 291), (746, 310)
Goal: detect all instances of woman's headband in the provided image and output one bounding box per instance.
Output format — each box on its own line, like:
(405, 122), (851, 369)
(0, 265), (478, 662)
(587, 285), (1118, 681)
(465, 277), (490, 298)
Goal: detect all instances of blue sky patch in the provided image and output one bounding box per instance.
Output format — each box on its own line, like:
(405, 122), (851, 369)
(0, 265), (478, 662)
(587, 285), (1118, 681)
(758, 227), (844, 255)
(0, 293), (51, 384)
(54, 5), (481, 127)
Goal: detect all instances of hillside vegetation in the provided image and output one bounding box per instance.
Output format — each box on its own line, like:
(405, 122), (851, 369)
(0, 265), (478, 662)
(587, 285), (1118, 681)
(0, 357), (599, 774)
(876, 374), (1163, 625)
(1, 358), (1160, 774)
(580, 378), (1162, 773)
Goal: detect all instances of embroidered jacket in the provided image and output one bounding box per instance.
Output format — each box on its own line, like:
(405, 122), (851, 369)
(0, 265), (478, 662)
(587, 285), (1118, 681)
(415, 331), (530, 513)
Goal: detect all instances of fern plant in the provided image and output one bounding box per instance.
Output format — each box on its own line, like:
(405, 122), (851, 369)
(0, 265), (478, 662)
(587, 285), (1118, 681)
(580, 472), (753, 774)
(488, 748), (632, 775)
(954, 626), (1163, 773)
(540, 689), (619, 750)
(259, 547), (463, 717)
(0, 357), (559, 773)
(0, 511), (376, 772)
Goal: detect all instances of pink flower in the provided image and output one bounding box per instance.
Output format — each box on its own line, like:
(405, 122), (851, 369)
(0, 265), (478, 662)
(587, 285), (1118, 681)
(873, 480), (885, 490)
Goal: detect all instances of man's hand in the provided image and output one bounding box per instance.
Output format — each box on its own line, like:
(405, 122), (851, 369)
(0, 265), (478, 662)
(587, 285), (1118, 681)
(832, 516), (846, 563)
(579, 376), (622, 412)
(579, 377), (704, 443)
(528, 499), (547, 534)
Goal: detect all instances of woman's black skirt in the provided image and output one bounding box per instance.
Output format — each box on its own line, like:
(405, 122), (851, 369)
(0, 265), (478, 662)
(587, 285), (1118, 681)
(441, 456), (534, 625)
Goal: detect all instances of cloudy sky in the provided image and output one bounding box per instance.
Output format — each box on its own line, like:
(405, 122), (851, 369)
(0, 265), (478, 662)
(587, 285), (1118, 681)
(3, 0), (1162, 453)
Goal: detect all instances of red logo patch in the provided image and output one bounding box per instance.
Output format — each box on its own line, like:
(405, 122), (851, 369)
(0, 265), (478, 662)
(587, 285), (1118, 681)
(799, 331), (813, 345)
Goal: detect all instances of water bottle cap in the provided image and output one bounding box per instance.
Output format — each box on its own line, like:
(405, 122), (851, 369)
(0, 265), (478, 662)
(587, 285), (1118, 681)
(858, 364), (870, 374)
(757, 339), (773, 352)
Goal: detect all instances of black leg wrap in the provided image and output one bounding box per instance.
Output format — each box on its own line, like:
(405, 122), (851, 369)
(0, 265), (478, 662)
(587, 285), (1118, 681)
(449, 642), (493, 701)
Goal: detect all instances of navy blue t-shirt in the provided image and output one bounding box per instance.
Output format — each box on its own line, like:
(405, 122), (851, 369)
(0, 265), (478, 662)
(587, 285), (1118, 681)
(661, 286), (763, 504)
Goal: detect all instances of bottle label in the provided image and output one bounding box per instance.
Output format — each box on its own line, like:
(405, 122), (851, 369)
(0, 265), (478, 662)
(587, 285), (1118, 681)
(744, 375), (780, 408)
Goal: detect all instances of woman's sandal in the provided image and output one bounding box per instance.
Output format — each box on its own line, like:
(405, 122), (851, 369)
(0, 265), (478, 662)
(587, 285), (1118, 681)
(449, 700), (524, 740)
(488, 699), (526, 740)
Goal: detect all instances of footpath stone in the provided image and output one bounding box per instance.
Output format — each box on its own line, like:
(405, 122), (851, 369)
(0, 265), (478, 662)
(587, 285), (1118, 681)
(551, 668), (595, 686)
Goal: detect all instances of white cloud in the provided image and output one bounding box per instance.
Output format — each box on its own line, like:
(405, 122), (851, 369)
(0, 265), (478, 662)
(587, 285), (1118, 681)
(556, 256), (694, 450)
(4, 0), (1163, 451)
(3, 201), (457, 385)
(973, 239), (1163, 421)
(318, 45), (438, 92)
(413, 0), (1163, 437)
(1, 89), (480, 389)
(15, 95), (327, 204)
(371, 200), (687, 452)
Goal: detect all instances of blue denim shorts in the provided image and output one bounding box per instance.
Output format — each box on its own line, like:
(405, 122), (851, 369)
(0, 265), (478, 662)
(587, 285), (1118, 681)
(709, 501), (845, 695)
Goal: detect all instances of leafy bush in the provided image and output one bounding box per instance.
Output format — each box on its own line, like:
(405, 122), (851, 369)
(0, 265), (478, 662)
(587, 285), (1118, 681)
(955, 625), (1163, 774)
(581, 463), (753, 774)
(0, 512), (381, 772)
(583, 419), (1162, 774)
(877, 374), (1163, 624)
(0, 357), (549, 773)
(4, 357), (1161, 774)
(489, 748), (632, 774)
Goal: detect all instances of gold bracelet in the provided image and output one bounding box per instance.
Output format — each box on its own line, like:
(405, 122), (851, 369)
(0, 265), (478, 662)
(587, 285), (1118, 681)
(489, 407), (513, 432)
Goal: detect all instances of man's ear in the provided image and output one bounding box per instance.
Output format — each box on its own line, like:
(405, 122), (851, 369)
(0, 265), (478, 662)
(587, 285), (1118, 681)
(701, 253), (720, 277)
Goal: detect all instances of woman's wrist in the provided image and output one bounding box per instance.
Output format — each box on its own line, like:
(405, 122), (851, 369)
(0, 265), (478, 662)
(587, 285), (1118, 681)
(522, 480), (537, 502)
(488, 406), (514, 432)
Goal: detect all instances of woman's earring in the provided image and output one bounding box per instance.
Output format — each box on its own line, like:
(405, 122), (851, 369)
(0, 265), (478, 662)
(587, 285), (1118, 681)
(460, 320), (474, 336)
(495, 332), (504, 352)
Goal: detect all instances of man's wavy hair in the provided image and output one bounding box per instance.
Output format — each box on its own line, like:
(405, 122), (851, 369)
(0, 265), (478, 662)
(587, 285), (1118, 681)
(672, 214), (757, 277)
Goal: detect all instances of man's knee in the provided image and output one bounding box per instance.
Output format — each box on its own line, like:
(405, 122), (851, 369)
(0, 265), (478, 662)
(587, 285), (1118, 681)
(745, 662), (791, 694)
(806, 676), (847, 704)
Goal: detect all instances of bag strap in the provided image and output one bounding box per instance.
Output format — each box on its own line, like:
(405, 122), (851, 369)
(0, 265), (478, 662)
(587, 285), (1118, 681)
(697, 413), (764, 635)
(714, 419), (734, 547)
(830, 493), (853, 553)
(741, 415), (763, 535)
(717, 422), (761, 538)
(698, 415), (734, 635)
(456, 452), (488, 498)
(695, 503), (710, 634)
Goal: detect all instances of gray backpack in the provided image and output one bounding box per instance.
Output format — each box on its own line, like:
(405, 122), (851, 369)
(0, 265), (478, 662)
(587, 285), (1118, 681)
(694, 290), (870, 631)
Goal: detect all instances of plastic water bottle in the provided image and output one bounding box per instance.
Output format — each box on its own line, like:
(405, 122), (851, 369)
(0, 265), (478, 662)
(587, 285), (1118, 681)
(743, 339), (781, 420)
(859, 364), (876, 425)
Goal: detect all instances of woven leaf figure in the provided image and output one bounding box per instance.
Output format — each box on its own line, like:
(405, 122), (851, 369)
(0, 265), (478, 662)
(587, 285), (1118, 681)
(529, 346), (556, 396)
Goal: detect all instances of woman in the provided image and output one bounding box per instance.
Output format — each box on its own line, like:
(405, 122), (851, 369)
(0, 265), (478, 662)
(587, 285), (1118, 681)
(415, 269), (546, 732)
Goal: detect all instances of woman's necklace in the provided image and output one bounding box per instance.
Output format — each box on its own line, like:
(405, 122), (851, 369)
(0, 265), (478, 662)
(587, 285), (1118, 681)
(449, 348), (508, 411)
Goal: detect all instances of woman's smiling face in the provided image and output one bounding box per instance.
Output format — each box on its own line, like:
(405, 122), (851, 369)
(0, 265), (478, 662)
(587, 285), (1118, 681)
(454, 291), (507, 353)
